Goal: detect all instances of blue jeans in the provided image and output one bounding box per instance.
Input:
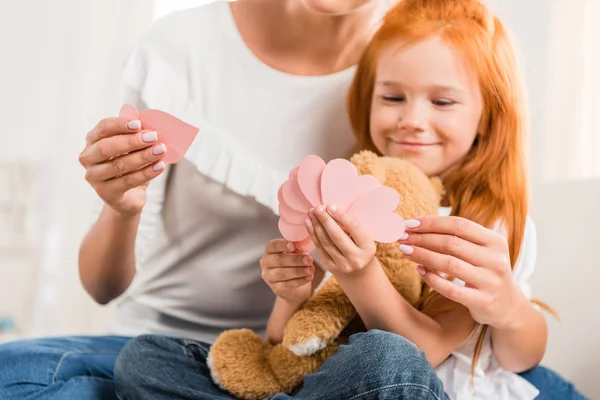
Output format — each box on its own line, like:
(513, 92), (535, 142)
(114, 330), (448, 399)
(0, 335), (130, 400)
(0, 333), (589, 399)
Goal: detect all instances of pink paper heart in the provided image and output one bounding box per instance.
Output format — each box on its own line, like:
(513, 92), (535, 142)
(289, 166), (299, 179)
(295, 236), (315, 253)
(119, 104), (140, 120)
(298, 155), (326, 207)
(321, 159), (381, 211)
(281, 177), (313, 213)
(347, 186), (405, 243)
(139, 109), (198, 164)
(118, 104), (199, 164)
(278, 218), (308, 242)
(278, 186), (307, 224)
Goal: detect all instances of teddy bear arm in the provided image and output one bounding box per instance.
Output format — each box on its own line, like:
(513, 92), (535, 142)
(282, 277), (357, 355)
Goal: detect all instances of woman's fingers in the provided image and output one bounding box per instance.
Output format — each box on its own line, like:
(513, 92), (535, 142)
(419, 267), (485, 306)
(399, 244), (490, 288)
(95, 162), (165, 201)
(405, 216), (501, 247)
(85, 145), (167, 182)
(81, 130), (160, 167)
(85, 117), (141, 146)
(400, 232), (501, 269)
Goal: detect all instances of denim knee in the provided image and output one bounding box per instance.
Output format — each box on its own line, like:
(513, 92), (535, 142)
(348, 330), (444, 391)
(346, 329), (427, 370)
(114, 335), (157, 389)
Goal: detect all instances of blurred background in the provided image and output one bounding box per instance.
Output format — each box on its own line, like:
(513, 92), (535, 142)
(0, 0), (598, 397)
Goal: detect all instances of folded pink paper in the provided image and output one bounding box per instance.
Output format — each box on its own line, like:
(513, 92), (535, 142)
(119, 104), (198, 164)
(277, 155), (406, 252)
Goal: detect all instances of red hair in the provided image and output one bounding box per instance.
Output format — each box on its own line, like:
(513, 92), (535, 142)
(348, 0), (531, 376)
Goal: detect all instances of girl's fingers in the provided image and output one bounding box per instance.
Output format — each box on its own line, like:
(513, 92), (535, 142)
(273, 276), (314, 291)
(263, 266), (313, 284)
(305, 216), (335, 266)
(312, 206), (357, 256)
(324, 205), (373, 250)
(307, 210), (344, 259)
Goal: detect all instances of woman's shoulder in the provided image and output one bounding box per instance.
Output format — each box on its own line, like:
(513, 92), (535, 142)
(136, 1), (230, 61)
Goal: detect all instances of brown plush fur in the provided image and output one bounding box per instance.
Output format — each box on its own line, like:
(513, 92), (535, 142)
(207, 151), (443, 400)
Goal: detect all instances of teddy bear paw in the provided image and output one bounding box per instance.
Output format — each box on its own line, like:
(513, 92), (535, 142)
(287, 336), (328, 356)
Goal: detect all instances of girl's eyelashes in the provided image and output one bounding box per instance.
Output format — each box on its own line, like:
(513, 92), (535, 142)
(432, 98), (457, 107)
(381, 95), (405, 102)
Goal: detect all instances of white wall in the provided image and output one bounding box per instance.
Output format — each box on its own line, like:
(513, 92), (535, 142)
(493, 1), (599, 397)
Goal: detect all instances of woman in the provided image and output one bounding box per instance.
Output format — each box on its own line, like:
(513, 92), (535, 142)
(0, 1), (582, 399)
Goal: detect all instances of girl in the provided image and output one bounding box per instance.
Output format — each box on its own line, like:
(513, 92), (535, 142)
(262, 0), (587, 399)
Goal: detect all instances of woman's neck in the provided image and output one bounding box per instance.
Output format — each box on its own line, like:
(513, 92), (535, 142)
(230, 0), (384, 76)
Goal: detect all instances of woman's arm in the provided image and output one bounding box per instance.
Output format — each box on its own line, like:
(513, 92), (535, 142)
(336, 259), (475, 367)
(490, 302), (547, 372)
(399, 215), (548, 372)
(78, 205), (139, 304)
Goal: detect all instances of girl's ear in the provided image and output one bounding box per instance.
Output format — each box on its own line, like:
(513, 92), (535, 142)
(429, 177), (445, 202)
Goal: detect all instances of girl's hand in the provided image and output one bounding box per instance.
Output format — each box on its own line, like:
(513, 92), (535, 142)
(305, 205), (377, 277)
(260, 239), (315, 305)
(398, 216), (529, 329)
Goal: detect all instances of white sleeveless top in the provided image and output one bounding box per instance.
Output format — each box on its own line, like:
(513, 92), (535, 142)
(107, 2), (539, 398)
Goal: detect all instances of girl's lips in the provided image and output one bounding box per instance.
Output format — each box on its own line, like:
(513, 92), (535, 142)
(390, 139), (441, 152)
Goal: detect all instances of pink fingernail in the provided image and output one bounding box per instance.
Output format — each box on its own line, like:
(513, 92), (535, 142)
(405, 219), (420, 229)
(141, 131), (158, 143)
(314, 206), (324, 215)
(328, 204), (338, 213)
(417, 265), (426, 276)
(305, 219), (312, 228)
(152, 161), (165, 171)
(304, 267), (311, 274)
(128, 120), (141, 130)
(152, 144), (166, 155)
(399, 244), (413, 255)
(399, 232), (409, 241)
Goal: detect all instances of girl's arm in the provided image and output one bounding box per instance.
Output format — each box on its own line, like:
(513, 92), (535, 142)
(336, 259), (476, 367)
(266, 262), (325, 344)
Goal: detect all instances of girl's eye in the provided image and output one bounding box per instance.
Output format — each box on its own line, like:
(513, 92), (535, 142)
(381, 95), (405, 102)
(432, 99), (455, 107)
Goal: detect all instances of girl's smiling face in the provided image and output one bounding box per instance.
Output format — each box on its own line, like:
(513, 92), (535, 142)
(369, 36), (484, 178)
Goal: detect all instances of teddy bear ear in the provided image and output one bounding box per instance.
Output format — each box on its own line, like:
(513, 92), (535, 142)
(429, 176), (445, 201)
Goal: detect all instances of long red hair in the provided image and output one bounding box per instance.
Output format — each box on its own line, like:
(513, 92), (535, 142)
(348, 0), (531, 375)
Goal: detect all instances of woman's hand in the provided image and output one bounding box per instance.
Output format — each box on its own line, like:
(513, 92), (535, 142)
(305, 205), (377, 277)
(260, 239), (315, 305)
(78, 117), (167, 216)
(398, 216), (529, 329)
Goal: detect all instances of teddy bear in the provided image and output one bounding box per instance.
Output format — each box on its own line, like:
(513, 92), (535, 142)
(207, 150), (444, 400)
